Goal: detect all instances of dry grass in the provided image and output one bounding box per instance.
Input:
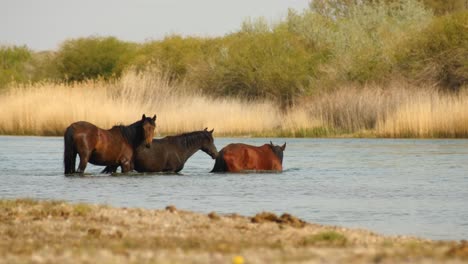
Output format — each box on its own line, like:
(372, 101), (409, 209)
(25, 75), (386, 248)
(1, 199), (467, 264)
(304, 82), (468, 138)
(376, 90), (468, 137)
(1, 71), (468, 138)
(0, 69), (322, 137)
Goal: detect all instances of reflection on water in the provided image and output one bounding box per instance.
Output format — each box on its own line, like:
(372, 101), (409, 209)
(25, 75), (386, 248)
(0, 136), (467, 240)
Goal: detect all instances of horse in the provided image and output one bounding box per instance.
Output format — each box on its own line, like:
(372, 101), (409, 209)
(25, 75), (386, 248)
(63, 114), (156, 175)
(102, 128), (218, 173)
(211, 141), (286, 173)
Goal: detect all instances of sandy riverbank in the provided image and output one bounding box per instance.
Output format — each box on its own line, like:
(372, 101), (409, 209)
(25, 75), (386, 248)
(0, 199), (467, 263)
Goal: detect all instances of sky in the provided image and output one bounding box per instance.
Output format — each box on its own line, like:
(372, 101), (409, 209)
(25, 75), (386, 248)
(1, 0), (310, 51)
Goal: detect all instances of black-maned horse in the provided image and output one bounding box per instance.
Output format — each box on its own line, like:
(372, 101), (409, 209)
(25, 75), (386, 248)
(102, 128), (218, 173)
(63, 114), (156, 175)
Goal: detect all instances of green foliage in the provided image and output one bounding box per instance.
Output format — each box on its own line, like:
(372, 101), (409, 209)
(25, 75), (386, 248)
(55, 37), (136, 81)
(0, 45), (32, 88)
(2, 0), (465, 104)
(295, 0), (433, 85)
(29, 51), (60, 81)
(421, 0), (467, 15)
(194, 29), (325, 106)
(397, 11), (468, 90)
(303, 231), (348, 246)
(133, 36), (215, 80)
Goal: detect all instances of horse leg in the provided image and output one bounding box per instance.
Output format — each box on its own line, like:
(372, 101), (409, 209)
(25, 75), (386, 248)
(120, 157), (133, 173)
(76, 150), (91, 174)
(101, 165), (118, 174)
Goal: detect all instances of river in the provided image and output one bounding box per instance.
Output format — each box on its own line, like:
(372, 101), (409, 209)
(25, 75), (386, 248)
(0, 136), (467, 240)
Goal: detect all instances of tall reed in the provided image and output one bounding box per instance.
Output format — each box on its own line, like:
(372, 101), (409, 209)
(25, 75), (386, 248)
(0, 70), (321, 136)
(304, 83), (468, 138)
(1, 71), (467, 138)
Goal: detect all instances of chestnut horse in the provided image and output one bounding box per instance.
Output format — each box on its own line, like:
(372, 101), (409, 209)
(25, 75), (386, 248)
(63, 114), (156, 174)
(211, 141), (286, 173)
(102, 128), (218, 173)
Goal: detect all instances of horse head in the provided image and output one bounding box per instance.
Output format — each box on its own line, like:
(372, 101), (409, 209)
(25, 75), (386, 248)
(201, 128), (218, 159)
(142, 114), (156, 148)
(269, 141), (286, 163)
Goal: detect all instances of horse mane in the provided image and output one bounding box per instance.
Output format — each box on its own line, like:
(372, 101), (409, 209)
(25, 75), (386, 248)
(167, 130), (212, 149)
(113, 120), (144, 147)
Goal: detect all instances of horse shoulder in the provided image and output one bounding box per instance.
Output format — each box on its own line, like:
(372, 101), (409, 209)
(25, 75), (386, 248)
(222, 148), (242, 172)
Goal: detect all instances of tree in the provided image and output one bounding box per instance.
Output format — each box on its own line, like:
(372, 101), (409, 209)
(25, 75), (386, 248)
(55, 37), (136, 82)
(421, 0), (467, 15)
(0, 45), (32, 88)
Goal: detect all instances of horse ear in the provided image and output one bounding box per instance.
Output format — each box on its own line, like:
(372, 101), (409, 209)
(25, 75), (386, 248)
(204, 127), (208, 131)
(142, 114), (146, 120)
(281, 143), (286, 151)
(152, 114), (156, 121)
(270, 141), (273, 146)
(209, 128), (214, 133)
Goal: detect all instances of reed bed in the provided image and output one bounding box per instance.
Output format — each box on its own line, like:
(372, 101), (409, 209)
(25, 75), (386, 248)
(0, 70), (321, 136)
(0, 71), (467, 138)
(306, 83), (468, 138)
(376, 90), (468, 138)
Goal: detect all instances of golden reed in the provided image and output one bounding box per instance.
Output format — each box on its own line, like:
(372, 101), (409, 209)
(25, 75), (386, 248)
(0, 70), (467, 138)
(0, 70), (321, 136)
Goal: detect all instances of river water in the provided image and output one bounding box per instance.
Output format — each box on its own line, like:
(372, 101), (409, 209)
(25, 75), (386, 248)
(0, 136), (467, 241)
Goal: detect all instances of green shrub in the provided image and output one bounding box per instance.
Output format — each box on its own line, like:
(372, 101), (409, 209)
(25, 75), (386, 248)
(54, 36), (136, 81)
(133, 36), (216, 80)
(421, 0), (467, 15)
(303, 231), (348, 247)
(29, 51), (60, 82)
(0, 45), (32, 88)
(193, 29), (325, 106)
(295, 0), (433, 85)
(397, 11), (468, 91)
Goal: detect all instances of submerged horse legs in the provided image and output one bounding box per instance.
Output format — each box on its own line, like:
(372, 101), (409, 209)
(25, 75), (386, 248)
(120, 157), (133, 173)
(101, 165), (118, 174)
(76, 150), (91, 173)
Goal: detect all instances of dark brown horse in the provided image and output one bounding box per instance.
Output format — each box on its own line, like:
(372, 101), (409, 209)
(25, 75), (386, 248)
(63, 114), (156, 174)
(211, 141), (286, 173)
(103, 128), (218, 173)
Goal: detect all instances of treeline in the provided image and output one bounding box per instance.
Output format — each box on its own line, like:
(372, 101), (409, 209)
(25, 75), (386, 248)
(1, 0), (467, 106)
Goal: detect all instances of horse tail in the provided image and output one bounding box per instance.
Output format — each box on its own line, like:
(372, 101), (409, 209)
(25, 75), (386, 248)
(63, 126), (76, 174)
(210, 150), (227, 172)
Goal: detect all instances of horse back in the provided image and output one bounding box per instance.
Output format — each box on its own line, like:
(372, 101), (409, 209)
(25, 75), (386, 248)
(221, 143), (282, 172)
(68, 121), (132, 165)
(67, 121), (99, 145)
(133, 139), (167, 172)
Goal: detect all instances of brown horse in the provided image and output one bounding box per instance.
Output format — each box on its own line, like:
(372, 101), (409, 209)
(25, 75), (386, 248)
(211, 141), (286, 173)
(63, 114), (156, 174)
(102, 128), (218, 173)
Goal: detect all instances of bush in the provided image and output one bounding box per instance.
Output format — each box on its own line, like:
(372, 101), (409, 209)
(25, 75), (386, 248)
(421, 0), (467, 15)
(0, 45), (32, 88)
(397, 11), (468, 91)
(193, 29), (325, 106)
(133, 36), (216, 80)
(293, 0), (433, 85)
(54, 37), (136, 81)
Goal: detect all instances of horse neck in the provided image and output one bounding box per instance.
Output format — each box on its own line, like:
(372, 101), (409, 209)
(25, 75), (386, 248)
(118, 121), (142, 148)
(175, 132), (206, 161)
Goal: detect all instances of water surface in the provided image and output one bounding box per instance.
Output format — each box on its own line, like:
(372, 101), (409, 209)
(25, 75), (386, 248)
(1, 136), (467, 240)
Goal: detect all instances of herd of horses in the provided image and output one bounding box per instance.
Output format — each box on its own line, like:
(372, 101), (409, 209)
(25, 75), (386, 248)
(63, 114), (286, 175)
